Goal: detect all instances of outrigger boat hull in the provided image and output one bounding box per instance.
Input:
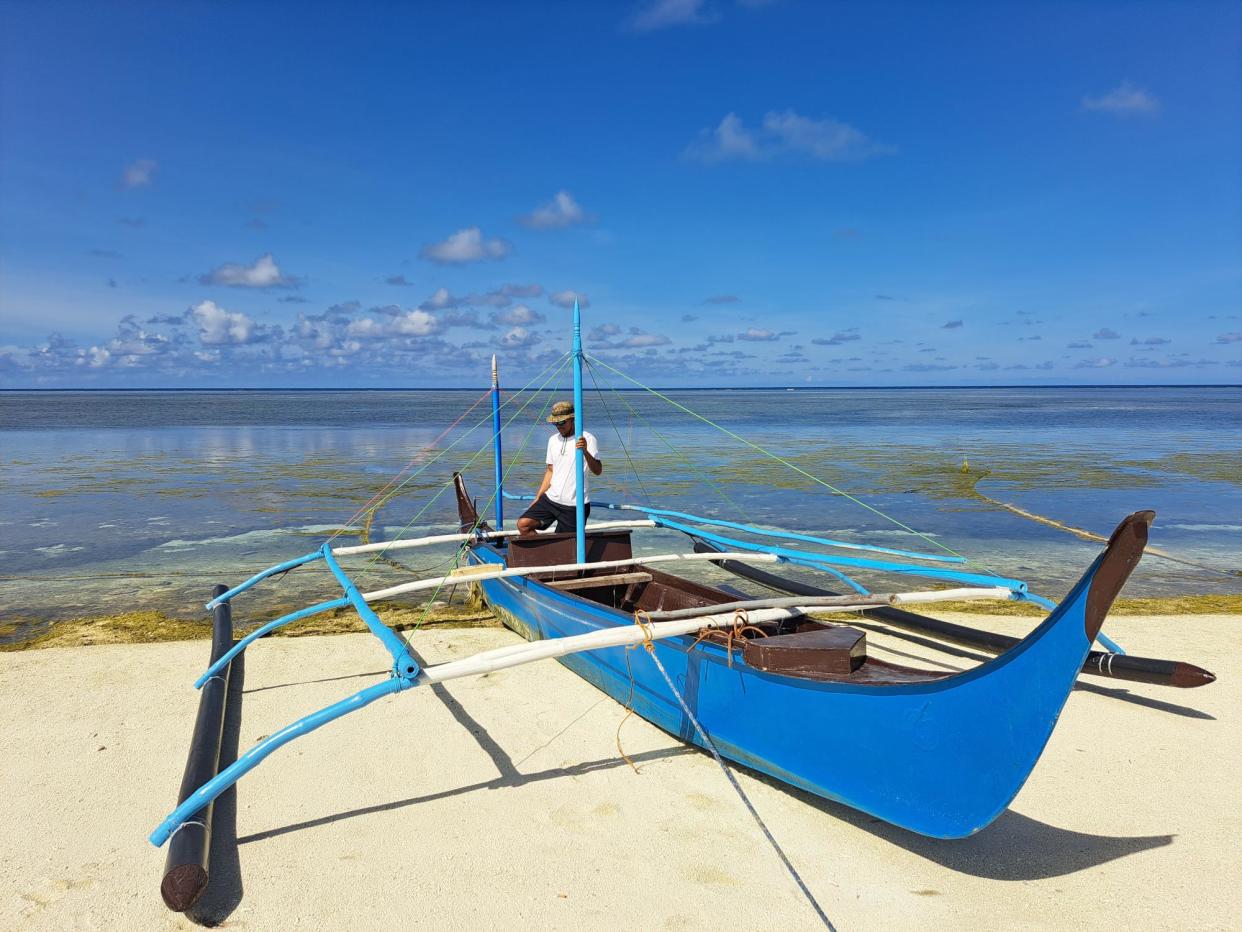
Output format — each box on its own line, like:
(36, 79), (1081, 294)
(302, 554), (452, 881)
(466, 509), (1152, 839)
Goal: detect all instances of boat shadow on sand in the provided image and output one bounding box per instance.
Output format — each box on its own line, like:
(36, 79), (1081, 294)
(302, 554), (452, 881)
(228, 648), (1177, 888)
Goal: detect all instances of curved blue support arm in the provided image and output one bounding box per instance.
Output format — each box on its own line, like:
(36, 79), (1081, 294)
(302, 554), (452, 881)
(603, 502), (964, 564)
(150, 676), (410, 847)
(193, 597), (350, 689)
(501, 492), (962, 564)
(320, 545), (420, 678)
(772, 554), (870, 595)
(205, 550), (324, 610)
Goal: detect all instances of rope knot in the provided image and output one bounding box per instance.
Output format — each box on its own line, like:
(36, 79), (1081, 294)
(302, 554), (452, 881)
(632, 609), (656, 653)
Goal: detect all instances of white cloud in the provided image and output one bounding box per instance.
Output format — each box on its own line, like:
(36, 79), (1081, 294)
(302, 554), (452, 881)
(684, 113), (760, 163)
(390, 309), (440, 336)
(762, 110), (893, 160)
(685, 110), (892, 163)
(519, 191), (592, 229)
(121, 159), (157, 188)
(420, 227), (511, 264)
(419, 287), (466, 310)
(1082, 81), (1161, 116)
(346, 317), (387, 339)
(1074, 356), (1118, 369)
(590, 323), (622, 340)
(191, 300), (258, 345)
(549, 289), (590, 309)
(1214, 332), (1242, 344)
(628, 0), (715, 32)
(199, 253), (296, 288)
(493, 304), (545, 326)
(500, 326), (540, 348)
(737, 328), (779, 341)
(618, 332), (670, 348)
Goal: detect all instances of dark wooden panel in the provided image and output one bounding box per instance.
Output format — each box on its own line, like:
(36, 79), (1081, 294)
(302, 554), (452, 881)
(506, 530), (633, 569)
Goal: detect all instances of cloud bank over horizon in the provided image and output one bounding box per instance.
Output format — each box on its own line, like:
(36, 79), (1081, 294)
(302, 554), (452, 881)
(1, 2), (1238, 387)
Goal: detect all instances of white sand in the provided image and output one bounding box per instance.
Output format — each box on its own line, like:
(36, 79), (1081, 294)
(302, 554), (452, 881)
(1, 615), (1239, 931)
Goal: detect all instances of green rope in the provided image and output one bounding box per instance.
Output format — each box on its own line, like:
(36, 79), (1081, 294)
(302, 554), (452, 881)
(584, 358), (764, 532)
(408, 373), (567, 630)
(584, 359), (655, 508)
(358, 354), (572, 582)
(585, 354), (973, 564)
(350, 352), (570, 528)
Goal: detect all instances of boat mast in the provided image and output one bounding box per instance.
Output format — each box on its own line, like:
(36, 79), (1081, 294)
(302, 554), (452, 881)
(491, 354), (503, 528)
(572, 300), (586, 563)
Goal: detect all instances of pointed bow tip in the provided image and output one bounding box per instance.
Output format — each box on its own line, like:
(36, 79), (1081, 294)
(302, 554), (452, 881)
(1170, 663), (1217, 688)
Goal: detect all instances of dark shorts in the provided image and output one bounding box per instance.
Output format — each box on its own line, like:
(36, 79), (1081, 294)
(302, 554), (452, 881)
(519, 495), (591, 533)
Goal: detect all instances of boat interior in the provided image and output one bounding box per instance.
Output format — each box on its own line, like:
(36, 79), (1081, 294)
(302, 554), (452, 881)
(453, 474), (950, 685)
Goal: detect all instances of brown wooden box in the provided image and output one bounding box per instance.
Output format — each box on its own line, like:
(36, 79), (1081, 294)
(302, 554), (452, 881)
(743, 626), (867, 676)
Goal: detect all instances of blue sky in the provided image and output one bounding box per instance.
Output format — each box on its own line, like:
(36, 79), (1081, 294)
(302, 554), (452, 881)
(1, 0), (1239, 387)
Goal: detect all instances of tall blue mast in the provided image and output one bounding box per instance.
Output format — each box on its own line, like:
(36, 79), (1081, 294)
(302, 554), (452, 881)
(572, 300), (586, 564)
(491, 354), (503, 528)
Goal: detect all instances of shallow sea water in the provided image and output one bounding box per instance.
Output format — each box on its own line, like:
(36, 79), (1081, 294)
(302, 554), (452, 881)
(2, 386), (1240, 643)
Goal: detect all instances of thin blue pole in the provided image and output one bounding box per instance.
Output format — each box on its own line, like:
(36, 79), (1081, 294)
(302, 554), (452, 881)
(590, 501), (966, 564)
(150, 676), (409, 847)
(652, 515), (1030, 591)
(193, 597), (350, 689)
(204, 550), (324, 610)
(572, 300), (586, 564)
(491, 354), (504, 529)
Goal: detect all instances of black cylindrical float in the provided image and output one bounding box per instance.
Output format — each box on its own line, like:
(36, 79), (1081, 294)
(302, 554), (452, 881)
(694, 541), (1215, 689)
(160, 584), (235, 911)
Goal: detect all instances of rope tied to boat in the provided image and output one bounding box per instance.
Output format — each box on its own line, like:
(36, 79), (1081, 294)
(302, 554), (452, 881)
(635, 616), (836, 931)
(614, 610), (659, 774)
(633, 609), (656, 653)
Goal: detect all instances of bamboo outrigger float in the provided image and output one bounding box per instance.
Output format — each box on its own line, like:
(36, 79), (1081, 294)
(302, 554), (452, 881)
(151, 301), (1216, 885)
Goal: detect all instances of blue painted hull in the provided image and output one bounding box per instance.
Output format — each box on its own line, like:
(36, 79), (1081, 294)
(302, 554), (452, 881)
(470, 544), (1110, 839)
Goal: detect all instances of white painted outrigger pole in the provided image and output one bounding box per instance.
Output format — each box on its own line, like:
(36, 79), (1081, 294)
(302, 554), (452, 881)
(572, 299), (586, 564)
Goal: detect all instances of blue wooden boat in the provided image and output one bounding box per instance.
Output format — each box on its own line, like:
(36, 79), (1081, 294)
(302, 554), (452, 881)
(151, 300), (1200, 862)
(453, 476), (1153, 839)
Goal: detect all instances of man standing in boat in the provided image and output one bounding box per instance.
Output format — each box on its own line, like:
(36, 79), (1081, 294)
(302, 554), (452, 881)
(517, 401), (602, 536)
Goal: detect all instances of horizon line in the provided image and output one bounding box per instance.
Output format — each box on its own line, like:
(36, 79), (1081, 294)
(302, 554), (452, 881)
(2, 383), (1240, 393)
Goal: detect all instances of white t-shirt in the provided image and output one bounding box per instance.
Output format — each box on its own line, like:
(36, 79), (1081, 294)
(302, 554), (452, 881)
(545, 430), (599, 506)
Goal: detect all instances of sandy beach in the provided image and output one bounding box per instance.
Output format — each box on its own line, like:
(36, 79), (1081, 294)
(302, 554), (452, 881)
(1, 611), (1238, 931)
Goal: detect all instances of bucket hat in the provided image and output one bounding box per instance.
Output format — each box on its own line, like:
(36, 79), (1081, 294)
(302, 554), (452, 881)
(547, 401), (575, 424)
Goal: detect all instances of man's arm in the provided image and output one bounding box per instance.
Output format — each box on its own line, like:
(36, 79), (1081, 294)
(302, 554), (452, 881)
(575, 437), (603, 475)
(535, 464), (553, 498)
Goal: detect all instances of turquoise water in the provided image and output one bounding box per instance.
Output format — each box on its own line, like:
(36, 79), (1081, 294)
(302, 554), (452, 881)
(2, 386), (1239, 641)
